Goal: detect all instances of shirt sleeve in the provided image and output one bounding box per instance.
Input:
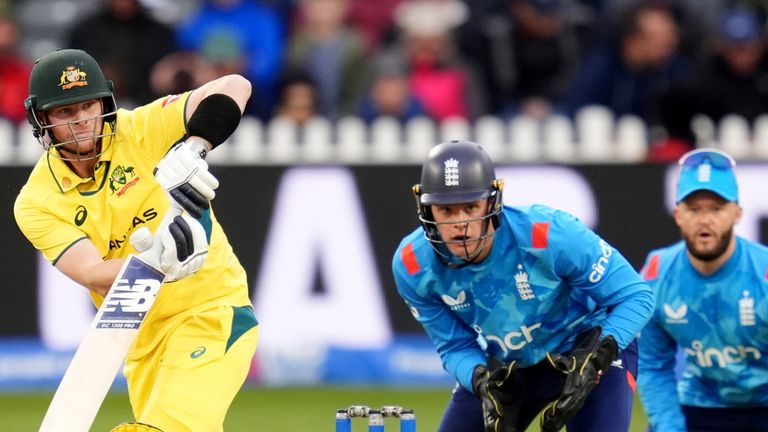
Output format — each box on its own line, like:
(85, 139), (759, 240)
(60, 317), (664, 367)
(636, 251), (686, 432)
(127, 92), (191, 161)
(550, 210), (655, 348)
(638, 313), (687, 432)
(14, 190), (86, 264)
(392, 262), (486, 392)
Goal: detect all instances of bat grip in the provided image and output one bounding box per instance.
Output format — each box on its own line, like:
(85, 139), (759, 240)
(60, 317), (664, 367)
(160, 204), (183, 226)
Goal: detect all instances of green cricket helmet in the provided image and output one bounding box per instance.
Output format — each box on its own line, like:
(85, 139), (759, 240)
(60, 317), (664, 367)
(24, 49), (117, 160)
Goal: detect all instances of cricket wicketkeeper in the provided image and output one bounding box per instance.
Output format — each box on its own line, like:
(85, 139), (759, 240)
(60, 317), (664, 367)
(392, 140), (655, 432)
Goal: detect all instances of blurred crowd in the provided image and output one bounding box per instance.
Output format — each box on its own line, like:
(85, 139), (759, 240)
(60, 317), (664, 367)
(3, 0), (768, 161)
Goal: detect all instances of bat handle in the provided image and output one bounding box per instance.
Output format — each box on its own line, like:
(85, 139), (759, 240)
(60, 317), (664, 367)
(160, 204), (184, 227)
(130, 207), (176, 265)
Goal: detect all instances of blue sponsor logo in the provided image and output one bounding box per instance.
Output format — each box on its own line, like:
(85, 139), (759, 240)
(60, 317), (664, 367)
(97, 257), (163, 329)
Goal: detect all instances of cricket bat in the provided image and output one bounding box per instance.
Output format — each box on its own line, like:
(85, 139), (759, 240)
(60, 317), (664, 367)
(38, 200), (190, 431)
(38, 252), (166, 432)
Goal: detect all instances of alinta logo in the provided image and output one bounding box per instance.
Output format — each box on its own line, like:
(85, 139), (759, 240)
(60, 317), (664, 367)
(74, 205), (87, 226)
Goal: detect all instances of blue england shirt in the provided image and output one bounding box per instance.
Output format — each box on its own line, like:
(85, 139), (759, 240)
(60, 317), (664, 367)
(638, 237), (768, 432)
(392, 204), (655, 393)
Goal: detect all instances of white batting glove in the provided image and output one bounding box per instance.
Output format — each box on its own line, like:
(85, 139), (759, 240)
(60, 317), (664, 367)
(131, 213), (209, 282)
(154, 138), (219, 219)
(131, 226), (163, 271)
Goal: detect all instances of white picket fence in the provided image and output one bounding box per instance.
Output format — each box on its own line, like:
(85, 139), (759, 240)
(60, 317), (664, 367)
(3, 106), (768, 165)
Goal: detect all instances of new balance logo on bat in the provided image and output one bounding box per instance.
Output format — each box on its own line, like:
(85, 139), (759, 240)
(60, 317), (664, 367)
(98, 258), (163, 329)
(102, 278), (160, 313)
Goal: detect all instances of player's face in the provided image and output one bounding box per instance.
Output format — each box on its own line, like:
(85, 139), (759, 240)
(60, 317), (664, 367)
(674, 191), (741, 262)
(431, 199), (495, 262)
(45, 99), (104, 158)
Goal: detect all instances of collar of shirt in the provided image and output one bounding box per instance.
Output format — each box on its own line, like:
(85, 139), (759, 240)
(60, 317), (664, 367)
(46, 126), (116, 193)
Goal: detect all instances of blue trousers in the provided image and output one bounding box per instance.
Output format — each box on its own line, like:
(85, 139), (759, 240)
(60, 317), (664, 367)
(682, 405), (768, 431)
(437, 341), (638, 432)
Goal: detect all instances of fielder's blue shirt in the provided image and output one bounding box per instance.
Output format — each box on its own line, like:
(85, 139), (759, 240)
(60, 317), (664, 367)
(392, 204), (655, 393)
(638, 237), (768, 432)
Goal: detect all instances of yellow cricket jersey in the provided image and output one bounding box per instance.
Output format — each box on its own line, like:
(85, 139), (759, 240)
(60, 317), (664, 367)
(14, 92), (252, 359)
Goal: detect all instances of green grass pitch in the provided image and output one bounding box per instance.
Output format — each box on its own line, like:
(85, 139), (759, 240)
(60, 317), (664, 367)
(0, 386), (649, 431)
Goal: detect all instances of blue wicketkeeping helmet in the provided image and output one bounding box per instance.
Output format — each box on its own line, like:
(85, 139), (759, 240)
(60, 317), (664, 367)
(412, 140), (504, 265)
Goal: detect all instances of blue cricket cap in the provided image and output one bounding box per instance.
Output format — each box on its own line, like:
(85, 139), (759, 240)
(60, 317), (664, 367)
(720, 8), (763, 44)
(676, 148), (738, 203)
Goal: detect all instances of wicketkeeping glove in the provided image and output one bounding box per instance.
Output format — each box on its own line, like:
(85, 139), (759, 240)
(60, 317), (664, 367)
(540, 327), (618, 432)
(154, 139), (218, 219)
(131, 212), (209, 282)
(472, 361), (519, 432)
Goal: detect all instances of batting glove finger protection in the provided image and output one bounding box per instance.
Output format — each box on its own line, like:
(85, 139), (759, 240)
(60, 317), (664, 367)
(159, 213), (209, 282)
(154, 139), (219, 217)
(169, 183), (209, 219)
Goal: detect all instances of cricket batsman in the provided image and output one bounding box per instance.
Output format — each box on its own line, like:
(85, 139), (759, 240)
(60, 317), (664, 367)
(14, 49), (258, 431)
